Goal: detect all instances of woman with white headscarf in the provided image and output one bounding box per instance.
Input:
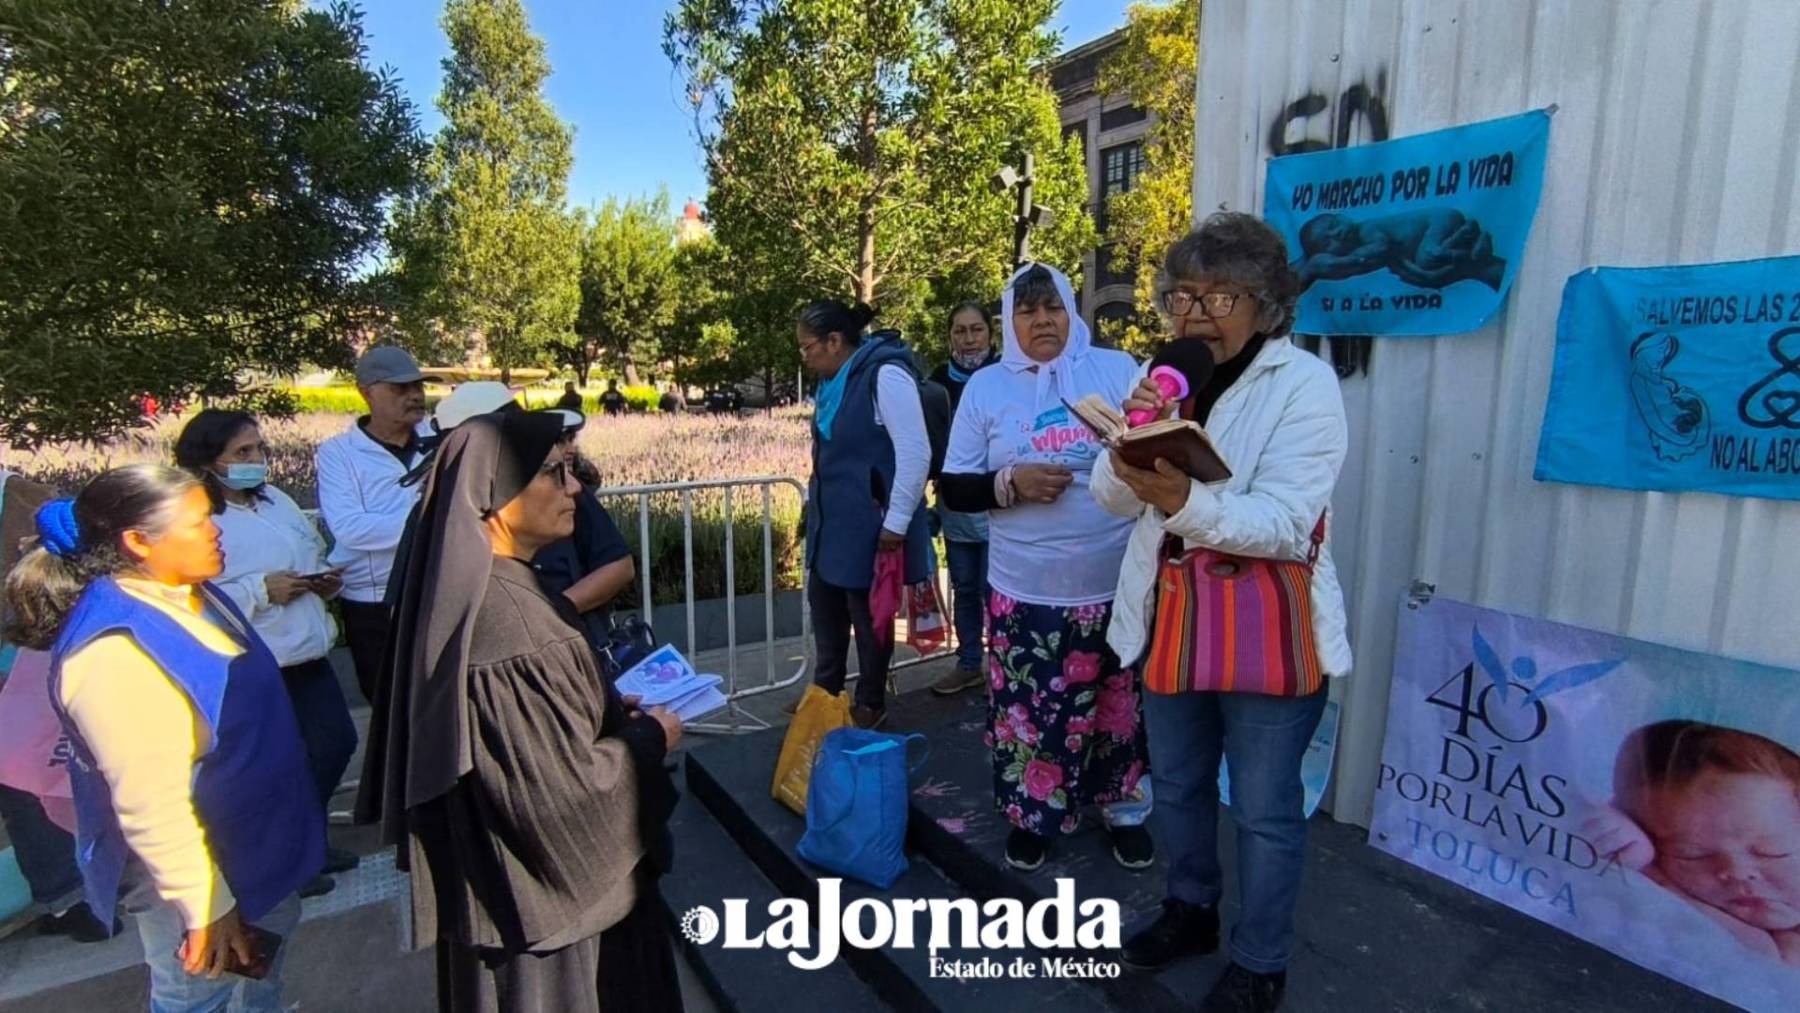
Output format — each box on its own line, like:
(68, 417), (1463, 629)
(938, 263), (1153, 873)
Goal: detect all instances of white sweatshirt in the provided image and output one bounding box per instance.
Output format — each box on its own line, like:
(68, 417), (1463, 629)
(315, 421), (427, 603)
(211, 486), (337, 668)
(871, 363), (929, 535)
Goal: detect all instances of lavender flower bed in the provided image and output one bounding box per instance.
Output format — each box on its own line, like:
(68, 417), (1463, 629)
(1, 409), (815, 605)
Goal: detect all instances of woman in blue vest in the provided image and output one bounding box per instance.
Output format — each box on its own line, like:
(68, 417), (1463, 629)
(4, 464), (323, 1012)
(797, 300), (933, 730)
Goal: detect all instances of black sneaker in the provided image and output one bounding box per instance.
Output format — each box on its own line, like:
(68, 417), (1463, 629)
(323, 846), (361, 875)
(299, 874), (336, 898)
(1005, 828), (1049, 871)
(1109, 824), (1155, 870)
(1201, 963), (1287, 1013)
(1121, 898), (1220, 970)
(37, 903), (119, 943)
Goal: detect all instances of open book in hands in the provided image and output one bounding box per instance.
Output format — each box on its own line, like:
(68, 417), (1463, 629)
(1068, 395), (1232, 483)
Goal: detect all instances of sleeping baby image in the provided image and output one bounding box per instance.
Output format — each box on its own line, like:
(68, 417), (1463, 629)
(1293, 209), (1507, 292)
(1586, 719), (1800, 967)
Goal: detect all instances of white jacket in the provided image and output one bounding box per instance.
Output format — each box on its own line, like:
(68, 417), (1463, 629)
(1091, 337), (1354, 676)
(213, 486), (337, 667)
(316, 421), (426, 603)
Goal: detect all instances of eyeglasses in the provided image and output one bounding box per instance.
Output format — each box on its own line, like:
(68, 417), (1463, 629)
(1161, 290), (1247, 319)
(540, 459), (569, 486)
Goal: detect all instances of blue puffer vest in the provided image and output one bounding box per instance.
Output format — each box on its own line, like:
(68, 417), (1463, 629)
(805, 331), (932, 590)
(49, 578), (323, 932)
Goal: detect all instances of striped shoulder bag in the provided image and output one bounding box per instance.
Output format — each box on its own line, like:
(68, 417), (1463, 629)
(1140, 515), (1327, 697)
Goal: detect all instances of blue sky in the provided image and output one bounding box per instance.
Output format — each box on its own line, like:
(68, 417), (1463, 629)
(348, 1), (1132, 213)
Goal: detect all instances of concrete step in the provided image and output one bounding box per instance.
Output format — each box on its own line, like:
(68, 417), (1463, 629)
(664, 783), (876, 1013)
(683, 734), (1107, 1012)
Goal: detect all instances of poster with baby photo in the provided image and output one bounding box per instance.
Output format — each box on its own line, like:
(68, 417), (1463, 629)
(1370, 594), (1800, 1012)
(1262, 109), (1550, 336)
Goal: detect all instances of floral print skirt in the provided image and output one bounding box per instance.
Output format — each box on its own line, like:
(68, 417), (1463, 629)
(985, 591), (1149, 836)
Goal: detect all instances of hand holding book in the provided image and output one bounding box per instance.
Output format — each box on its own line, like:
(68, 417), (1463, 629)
(1068, 394), (1232, 484)
(1108, 452), (1195, 516)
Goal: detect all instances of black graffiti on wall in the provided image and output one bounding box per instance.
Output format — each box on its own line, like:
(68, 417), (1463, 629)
(1267, 78), (1392, 156)
(1268, 70), (1391, 378)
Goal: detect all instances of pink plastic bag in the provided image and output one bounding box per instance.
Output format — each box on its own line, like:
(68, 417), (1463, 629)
(0, 648), (77, 832)
(870, 548), (904, 648)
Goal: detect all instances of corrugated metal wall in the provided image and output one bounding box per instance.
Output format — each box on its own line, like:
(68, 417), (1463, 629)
(1192, 0), (1800, 826)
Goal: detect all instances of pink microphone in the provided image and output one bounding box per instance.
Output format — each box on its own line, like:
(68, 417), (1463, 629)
(1126, 365), (1190, 426)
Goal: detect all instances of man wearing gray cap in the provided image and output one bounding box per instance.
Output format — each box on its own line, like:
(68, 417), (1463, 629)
(315, 345), (431, 702)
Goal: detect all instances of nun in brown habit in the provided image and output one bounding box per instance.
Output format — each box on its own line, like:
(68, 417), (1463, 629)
(355, 411), (683, 1012)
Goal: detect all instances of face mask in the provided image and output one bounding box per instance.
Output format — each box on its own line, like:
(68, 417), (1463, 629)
(953, 349), (990, 371)
(220, 463), (268, 491)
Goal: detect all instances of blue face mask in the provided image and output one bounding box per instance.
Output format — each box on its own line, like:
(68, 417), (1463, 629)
(220, 462), (268, 491)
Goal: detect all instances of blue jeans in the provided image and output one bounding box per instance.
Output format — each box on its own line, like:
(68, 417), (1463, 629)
(281, 659), (357, 811)
(0, 783), (82, 911)
(125, 869), (303, 1013)
(1143, 687), (1328, 974)
(943, 539), (988, 670)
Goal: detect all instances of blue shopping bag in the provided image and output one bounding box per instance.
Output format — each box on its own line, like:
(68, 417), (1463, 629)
(796, 728), (928, 889)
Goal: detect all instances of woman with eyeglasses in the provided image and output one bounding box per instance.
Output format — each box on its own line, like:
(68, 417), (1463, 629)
(525, 410), (636, 653)
(1091, 213), (1351, 1013)
(793, 300), (933, 730)
(359, 412), (683, 1012)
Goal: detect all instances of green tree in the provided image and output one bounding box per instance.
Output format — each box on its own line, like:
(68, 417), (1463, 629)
(572, 193), (678, 386)
(664, 236), (739, 389)
(1096, 0), (1198, 354)
(0, 0), (422, 445)
(392, 0), (579, 381)
(664, 0), (1095, 349)
(715, 239), (810, 406)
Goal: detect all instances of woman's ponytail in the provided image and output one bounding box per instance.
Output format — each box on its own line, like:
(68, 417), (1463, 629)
(4, 544), (92, 651)
(847, 302), (878, 334)
(798, 299), (880, 345)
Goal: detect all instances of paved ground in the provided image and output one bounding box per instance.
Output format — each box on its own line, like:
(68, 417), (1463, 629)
(0, 638), (950, 1012)
(9, 628), (1731, 1012)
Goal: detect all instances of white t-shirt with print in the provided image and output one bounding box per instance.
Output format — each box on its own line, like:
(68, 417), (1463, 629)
(944, 348), (1139, 607)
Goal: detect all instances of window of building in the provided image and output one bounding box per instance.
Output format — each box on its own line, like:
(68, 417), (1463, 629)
(1096, 300), (1137, 325)
(1096, 243), (1134, 288)
(1101, 141), (1146, 197)
(1100, 103), (1149, 132)
(1097, 140), (1146, 233)
(1090, 300), (1140, 348)
(1063, 121), (1088, 161)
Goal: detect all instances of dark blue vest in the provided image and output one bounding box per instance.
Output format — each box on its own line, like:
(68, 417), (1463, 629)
(50, 579), (323, 931)
(805, 332), (932, 590)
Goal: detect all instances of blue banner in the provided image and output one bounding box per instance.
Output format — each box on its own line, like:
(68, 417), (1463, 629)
(1263, 109), (1551, 336)
(1374, 595), (1800, 1012)
(1535, 256), (1800, 500)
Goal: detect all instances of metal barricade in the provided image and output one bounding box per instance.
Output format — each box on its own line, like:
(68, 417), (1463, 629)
(590, 476), (811, 734)
(312, 480), (970, 738)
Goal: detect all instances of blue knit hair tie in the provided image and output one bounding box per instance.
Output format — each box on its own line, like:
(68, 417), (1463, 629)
(35, 499), (83, 559)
